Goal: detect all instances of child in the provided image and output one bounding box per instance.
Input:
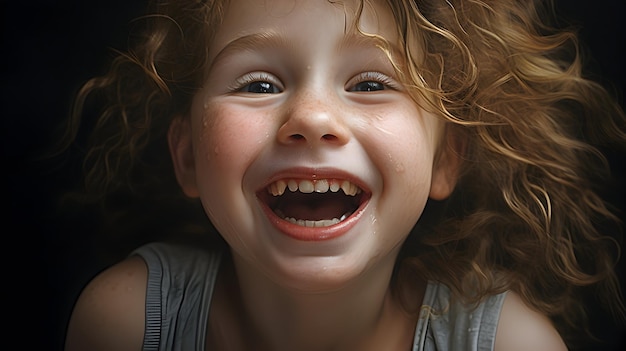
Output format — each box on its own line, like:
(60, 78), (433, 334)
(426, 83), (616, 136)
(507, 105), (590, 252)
(62, 0), (625, 350)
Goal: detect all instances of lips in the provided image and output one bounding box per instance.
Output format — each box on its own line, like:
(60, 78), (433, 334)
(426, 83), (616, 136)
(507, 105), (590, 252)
(257, 175), (371, 241)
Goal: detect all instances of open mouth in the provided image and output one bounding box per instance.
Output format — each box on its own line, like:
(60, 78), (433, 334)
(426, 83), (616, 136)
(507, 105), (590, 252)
(258, 178), (370, 228)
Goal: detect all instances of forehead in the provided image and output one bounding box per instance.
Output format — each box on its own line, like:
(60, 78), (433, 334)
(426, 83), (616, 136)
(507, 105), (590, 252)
(209, 0), (399, 59)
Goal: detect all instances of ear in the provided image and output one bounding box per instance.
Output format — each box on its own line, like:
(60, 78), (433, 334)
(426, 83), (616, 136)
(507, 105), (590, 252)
(430, 129), (464, 201)
(168, 116), (199, 198)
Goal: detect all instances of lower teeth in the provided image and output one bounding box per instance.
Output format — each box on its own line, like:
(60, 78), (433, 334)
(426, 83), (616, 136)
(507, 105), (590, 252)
(275, 210), (350, 227)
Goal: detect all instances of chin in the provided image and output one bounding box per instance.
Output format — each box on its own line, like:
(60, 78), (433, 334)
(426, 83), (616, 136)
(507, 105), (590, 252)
(260, 246), (395, 294)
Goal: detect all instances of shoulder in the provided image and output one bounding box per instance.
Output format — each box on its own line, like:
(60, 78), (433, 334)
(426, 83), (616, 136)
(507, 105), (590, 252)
(495, 291), (567, 351)
(65, 256), (148, 351)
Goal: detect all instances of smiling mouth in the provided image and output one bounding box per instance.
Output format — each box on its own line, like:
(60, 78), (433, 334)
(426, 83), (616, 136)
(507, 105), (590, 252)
(259, 179), (369, 228)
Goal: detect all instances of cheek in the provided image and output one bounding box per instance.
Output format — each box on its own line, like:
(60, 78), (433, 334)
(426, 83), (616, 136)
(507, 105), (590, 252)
(191, 104), (273, 237)
(362, 108), (438, 180)
(194, 105), (270, 180)
(359, 106), (439, 219)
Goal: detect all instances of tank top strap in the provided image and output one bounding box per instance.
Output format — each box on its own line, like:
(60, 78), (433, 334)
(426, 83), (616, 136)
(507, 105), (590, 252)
(413, 281), (507, 351)
(132, 242), (222, 351)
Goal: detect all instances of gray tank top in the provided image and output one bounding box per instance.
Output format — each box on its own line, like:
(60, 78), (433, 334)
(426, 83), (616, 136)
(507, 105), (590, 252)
(133, 242), (506, 351)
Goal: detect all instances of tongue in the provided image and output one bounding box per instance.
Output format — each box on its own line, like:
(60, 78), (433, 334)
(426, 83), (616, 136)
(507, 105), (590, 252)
(275, 192), (352, 221)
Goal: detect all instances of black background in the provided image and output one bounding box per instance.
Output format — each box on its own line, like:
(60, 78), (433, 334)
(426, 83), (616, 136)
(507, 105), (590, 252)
(2, 1), (624, 350)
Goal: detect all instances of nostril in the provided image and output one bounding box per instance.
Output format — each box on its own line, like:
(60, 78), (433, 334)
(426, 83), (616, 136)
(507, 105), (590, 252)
(291, 134), (305, 140)
(322, 134), (338, 141)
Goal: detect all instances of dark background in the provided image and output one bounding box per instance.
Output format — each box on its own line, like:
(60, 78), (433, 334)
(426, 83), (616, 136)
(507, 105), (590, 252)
(2, 1), (624, 350)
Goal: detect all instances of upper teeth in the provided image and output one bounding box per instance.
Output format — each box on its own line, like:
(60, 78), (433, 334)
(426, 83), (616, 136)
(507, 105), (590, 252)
(268, 179), (362, 196)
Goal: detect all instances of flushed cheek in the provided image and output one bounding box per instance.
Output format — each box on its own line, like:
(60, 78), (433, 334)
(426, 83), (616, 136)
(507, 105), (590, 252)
(192, 105), (273, 231)
(195, 105), (271, 176)
(363, 115), (436, 181)
(192, 105), (272, 239)
(359, 110), (438, 223)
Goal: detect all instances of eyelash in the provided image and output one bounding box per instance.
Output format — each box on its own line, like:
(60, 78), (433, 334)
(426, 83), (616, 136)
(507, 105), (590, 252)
(229, 72), (283, 92)
(228, 71), (399, 92)
(347, 72), (400, 91)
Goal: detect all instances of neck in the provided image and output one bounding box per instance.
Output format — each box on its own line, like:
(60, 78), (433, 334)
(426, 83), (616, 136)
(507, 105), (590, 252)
(211, 251), (421, 351)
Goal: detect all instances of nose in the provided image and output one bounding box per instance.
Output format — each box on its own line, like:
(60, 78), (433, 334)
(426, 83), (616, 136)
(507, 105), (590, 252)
(276, 93), (350, 147)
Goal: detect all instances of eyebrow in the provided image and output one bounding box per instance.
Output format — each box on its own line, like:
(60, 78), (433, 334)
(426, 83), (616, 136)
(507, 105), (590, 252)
(338, 32), (404, 66)
(208, 31), (290, 71)
(208, 30), (403, 71)
(339, 31), (400, 55)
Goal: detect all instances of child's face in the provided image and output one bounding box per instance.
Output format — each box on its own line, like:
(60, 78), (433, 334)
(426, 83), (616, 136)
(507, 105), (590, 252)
(171, 0), (456, 291)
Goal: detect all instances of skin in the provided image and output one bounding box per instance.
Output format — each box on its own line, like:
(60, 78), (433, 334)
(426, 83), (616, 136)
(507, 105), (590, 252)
(171, 1), (447, 349)
(177, 0), (449, 296)
(65, 0), (568, 350)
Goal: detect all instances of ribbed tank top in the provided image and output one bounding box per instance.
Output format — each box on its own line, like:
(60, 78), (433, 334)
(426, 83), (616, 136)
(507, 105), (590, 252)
(132, 242), (506, 351)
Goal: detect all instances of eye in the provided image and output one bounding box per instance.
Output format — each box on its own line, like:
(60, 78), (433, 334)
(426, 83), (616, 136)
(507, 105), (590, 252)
(351, 81), (385, 92)
(347, 72), (398, 92)
(242, 81), (281, 94)
(232, 72), (283, 94)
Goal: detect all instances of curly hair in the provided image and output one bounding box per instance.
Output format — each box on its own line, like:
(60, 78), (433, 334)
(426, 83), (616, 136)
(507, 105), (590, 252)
(387, 0), (626, 347)
(58, 0), (228, 256)
(58, 0), (625, 348)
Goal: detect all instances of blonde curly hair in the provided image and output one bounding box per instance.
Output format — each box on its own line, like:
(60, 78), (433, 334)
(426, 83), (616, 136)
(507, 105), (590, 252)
(58, 0), (625, 348)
